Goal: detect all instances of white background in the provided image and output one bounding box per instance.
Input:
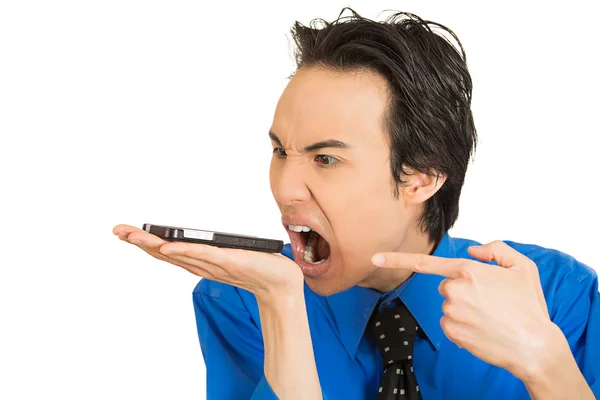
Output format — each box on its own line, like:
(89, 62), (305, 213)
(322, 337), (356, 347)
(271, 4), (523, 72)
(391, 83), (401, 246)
(1, 1), (598, 399)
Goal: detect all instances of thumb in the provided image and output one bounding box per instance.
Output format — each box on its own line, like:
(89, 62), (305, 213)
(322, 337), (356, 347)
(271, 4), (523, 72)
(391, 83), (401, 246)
(467, 241), (520, 269)
(469, 241), (550, 317)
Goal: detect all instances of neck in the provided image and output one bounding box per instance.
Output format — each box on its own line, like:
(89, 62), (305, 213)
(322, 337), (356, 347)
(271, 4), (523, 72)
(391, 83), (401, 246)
(358, 231), (437, 294)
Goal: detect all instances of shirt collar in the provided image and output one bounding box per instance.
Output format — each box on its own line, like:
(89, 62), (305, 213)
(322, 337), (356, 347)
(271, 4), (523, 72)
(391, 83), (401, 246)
(324, 232), (456, 359)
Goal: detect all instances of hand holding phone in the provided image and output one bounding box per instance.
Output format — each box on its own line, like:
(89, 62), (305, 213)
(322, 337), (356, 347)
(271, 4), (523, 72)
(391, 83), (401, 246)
(114, 223), (303, 301)
(142, 223), (284, 253)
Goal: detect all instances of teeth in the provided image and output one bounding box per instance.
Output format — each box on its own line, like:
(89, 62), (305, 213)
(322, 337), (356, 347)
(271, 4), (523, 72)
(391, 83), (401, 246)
(304, 231), (326, 264)
(288, 224), (328, 265)
(288, 224), (311, 233)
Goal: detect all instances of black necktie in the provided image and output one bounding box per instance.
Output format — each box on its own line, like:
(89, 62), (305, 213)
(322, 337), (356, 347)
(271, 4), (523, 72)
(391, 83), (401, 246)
(370, 300), (422, 400)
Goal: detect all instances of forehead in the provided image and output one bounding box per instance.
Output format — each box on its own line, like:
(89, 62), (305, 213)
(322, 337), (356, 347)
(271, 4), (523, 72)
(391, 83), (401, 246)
(271, 67), (390, 145)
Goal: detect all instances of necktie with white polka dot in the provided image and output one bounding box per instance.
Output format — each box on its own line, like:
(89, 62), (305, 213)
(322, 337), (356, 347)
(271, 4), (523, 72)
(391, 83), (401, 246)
(370, 300), (422, 400)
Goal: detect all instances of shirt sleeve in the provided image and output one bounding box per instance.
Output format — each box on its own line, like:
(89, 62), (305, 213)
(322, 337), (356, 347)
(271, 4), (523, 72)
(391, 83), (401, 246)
(192, 279), (279, 400)
(552, 263), (600, 397)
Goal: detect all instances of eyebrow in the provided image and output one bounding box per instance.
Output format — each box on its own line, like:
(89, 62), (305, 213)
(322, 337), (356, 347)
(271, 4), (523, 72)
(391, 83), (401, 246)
(269, 131), (351, 152)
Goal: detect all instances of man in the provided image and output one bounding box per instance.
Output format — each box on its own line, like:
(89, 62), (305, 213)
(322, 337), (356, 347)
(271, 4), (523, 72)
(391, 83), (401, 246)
(113, 8), (599, 400)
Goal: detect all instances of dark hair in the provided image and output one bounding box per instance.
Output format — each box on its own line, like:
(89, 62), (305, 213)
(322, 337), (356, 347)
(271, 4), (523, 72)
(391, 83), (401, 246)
(289, 8), (477, 246)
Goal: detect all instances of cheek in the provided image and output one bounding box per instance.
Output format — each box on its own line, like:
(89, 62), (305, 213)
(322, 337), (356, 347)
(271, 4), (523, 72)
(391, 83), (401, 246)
(336, 211), (402, 256)
(269, 159), (280, 197)
(327, 177), (405, 256)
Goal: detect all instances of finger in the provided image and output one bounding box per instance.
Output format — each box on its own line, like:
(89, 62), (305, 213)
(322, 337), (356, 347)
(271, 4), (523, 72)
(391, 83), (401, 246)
(165, 253), (230, 277)
(372, 252), (465, 279)
(441, 299), (462, 322)
(113, 224), (142, 237)
(159, 242), (229, 267)
(438, 278), (470, 300)
(152, 250), (245, 289)
(440, 315), (470, 350)
(438, 279), (450, 298)
(127, 230), (168, 248)
(140, 247), (218, 279)
(129, 237), (230, 279)
(126, 235), (200, 269)
(467, 240), (532, 269)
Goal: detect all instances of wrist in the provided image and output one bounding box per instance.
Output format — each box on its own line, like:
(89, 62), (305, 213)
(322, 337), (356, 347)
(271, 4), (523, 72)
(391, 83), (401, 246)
(256, 284), (322, 399)
(514, 323), (594, 399)
(255, 285), (306, 314)
(514, 322), (570, 385)
(254, 276), (305, 308)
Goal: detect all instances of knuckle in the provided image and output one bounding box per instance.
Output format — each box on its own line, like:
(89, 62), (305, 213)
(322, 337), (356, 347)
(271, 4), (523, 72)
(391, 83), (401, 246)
(441, 300), (450, 315)
(440, 315), (455, 338)
(441, 300), (457, 319)
(438, 279), (453, 298)
(440, 315), (462, 346)
(440, 314), (449, 329)
(457, 263), (473, 280)
(490, 240), (505, 248)
(437, 280), (446, 297)
(414, 254), (427, 272)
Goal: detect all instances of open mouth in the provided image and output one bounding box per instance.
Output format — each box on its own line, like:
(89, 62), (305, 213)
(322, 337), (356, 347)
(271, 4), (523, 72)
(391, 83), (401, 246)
(287, 224), (331, 266)
(301, 229), (331, 264)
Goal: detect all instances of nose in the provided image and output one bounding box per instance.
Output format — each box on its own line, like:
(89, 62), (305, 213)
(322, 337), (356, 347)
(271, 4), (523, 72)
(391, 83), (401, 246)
(270, 158), (312, 206)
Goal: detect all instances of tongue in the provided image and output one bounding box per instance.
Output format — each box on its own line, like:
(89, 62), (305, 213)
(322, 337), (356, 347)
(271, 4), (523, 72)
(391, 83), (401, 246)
(316, 235), (331, 260)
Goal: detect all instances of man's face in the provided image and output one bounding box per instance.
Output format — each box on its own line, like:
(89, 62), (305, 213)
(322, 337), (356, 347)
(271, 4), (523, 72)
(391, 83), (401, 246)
(269, 67), (422, 296)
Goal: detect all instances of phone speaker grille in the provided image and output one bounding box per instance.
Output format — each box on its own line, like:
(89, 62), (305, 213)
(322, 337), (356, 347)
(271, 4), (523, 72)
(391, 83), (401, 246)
(217, 236), (283, 252)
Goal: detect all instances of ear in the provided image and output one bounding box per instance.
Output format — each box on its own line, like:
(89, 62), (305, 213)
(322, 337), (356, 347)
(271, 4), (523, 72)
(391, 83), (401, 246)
(399, 167), (447, 205)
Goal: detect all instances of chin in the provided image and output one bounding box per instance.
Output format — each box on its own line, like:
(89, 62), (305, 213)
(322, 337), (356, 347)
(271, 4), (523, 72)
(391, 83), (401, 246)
(304, 276), (355, 297)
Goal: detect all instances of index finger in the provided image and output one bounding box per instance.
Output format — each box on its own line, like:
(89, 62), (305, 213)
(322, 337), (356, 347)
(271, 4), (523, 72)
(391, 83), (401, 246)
(372, 252), (464, 278)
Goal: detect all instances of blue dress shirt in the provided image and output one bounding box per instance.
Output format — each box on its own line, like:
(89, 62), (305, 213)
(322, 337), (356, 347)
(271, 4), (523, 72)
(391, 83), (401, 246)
(192, 233), (600, 399)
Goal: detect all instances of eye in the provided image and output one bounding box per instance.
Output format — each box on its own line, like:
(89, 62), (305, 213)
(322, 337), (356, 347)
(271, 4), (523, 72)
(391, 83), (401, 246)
(272, 147), (287, 158)
(314, 155), (339, 166)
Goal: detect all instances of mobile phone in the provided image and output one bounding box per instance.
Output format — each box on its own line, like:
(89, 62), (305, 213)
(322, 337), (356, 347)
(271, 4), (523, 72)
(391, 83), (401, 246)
(142, 223), (284, 253)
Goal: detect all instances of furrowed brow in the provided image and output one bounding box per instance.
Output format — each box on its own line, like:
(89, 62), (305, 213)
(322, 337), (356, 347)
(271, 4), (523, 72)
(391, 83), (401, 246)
(269, 131), (351, 152)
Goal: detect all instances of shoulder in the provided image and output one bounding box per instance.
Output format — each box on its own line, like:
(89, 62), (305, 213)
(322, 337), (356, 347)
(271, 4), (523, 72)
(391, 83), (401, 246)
(500, 239), (596, 290)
